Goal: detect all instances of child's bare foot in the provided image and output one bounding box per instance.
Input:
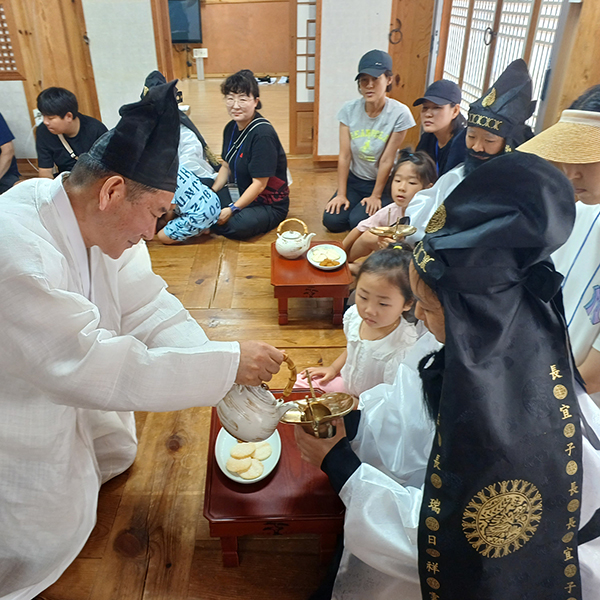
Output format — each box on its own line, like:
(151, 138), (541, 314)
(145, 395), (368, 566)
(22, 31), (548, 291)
(349, 262), (360, 276)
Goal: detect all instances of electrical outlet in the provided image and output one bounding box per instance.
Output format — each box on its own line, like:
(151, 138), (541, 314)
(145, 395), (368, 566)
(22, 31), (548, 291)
(33, 108), (43, 127)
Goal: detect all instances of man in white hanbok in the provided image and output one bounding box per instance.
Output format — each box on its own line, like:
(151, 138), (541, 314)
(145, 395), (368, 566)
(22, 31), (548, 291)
(296, 153), (600, 599)
(0, 81), (283, 600)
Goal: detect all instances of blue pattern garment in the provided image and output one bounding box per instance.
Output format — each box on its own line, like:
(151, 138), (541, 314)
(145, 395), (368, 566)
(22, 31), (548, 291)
(163, 166), (221, 241)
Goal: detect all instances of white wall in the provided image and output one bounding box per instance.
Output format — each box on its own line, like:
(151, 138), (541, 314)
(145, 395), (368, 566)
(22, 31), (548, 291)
(0, 81), (36, 158)
(317, 0), (393, 157)
(82, 0), (158, 129)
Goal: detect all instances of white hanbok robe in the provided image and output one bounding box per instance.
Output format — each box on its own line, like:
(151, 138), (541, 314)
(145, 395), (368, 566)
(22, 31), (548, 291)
(0, 177), (240, 600)
(332, 334), (600, 599)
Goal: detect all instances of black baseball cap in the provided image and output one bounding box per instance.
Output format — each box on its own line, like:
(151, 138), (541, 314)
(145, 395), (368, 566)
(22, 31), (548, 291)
(355, 49), (393, 80)
(413, 79), (461, 106)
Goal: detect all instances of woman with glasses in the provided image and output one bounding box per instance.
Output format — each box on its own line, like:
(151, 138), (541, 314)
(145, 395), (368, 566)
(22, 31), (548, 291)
(322, 50), (416, 233)
(211, 70), (289, 240)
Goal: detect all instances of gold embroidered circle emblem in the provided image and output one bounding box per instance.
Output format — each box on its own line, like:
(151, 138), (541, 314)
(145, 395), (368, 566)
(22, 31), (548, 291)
(564, 423), (576, 438)
(431, 474), (442, 489)
(553, 384), (568, 399)
(426, 578), (440, 590)
(567, 499), (580, 513)
(564, 564), (577, 578)
(562, 532), (575, 543)
(426, 517), (440, 531)
(425, 204), (446, 234)
(462, 480), (543, 558)
(566, 461), (578, 475)
(505, 144), (513, 153)
(426, 548), (441, 557)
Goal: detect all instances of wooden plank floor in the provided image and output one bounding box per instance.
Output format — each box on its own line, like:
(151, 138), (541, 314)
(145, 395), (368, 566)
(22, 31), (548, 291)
(41, 80), (349, 599)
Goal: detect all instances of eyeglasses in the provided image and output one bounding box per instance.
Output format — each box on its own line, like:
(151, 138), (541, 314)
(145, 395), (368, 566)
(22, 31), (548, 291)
(225, 95), (254, 107)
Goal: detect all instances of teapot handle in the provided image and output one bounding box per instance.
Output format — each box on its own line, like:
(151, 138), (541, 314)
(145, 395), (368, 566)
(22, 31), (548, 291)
(282, 354), (297, 397)
(276, 218), (308, 236)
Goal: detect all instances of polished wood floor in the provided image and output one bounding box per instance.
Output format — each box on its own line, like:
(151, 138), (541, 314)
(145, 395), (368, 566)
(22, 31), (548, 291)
(41, 81), (347, 600)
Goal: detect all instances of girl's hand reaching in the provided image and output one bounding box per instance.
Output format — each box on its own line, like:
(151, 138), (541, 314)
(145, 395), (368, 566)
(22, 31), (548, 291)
(301, 366), (338, 386)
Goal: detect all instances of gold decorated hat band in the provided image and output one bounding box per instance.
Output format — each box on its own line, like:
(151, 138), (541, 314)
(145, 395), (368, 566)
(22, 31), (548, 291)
(467, 112), (504, 132)
(518, 109), (600, 164)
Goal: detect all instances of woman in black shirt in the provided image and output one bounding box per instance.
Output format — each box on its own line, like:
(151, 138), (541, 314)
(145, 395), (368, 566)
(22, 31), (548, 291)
(211, 70), (289, 240)
(414, 80), (467, 176)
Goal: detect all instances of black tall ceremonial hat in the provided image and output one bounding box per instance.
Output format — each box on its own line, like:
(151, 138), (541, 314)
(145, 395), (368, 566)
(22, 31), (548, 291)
(140, 70), (221, 172)
(468, 58), (535, 151)
(88, 80), (180, 192)
(413, 153), (585, 599)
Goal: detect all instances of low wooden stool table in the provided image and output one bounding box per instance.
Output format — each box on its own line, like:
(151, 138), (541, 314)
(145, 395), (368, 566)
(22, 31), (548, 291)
(203, 397), (345, 567)
(271, 241), (353, 326)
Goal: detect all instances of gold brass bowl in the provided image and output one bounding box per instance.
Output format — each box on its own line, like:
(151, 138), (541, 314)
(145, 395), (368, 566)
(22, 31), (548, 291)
(280, 392), (355, 438)
(369, 223), (417, 240)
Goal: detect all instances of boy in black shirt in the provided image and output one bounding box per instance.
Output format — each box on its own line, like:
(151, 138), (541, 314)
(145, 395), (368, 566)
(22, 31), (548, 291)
(36, 87), (107, 178)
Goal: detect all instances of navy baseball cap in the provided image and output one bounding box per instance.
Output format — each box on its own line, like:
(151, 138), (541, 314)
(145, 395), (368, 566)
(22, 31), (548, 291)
(355, 50), (393, 80)
(413, 79), (462, 106)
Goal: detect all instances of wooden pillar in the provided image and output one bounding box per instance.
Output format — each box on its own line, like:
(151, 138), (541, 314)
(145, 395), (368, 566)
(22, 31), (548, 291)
(547, 0), (600, 125)
(11, 0), (101, 124)
(387, 0), (436, 149)
(150, 0), (175, 81)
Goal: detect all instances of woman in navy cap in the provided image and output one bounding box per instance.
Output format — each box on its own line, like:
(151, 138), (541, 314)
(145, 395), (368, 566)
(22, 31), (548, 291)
(323, 49), (416, 233)
(414, 79), (467, 175)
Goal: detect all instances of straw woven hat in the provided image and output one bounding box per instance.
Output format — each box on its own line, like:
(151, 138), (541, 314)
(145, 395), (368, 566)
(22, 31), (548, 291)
(518, 109), (600, 163)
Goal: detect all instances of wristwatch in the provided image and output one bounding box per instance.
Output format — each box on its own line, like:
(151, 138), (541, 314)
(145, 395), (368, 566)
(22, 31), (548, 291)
(228, 202), (241, 214)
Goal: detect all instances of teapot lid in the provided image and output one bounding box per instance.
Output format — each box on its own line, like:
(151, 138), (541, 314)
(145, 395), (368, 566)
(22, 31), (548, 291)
(281, 230), (302, 239)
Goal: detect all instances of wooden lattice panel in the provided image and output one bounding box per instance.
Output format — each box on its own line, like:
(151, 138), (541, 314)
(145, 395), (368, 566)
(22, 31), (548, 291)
(0, 1), (24, 80)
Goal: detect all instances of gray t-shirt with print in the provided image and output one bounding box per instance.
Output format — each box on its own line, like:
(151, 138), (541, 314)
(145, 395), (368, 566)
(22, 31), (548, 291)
(337, 97), (415, 181)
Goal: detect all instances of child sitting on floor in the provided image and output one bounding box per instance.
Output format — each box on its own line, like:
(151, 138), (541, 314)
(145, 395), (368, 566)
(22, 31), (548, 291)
(297, 244), (421, 397)
(156, 165), (221, 244)
(343, 150), (436, 272)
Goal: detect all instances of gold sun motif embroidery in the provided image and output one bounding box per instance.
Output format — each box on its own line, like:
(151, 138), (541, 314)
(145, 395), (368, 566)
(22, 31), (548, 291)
(462, 479), (542, 558)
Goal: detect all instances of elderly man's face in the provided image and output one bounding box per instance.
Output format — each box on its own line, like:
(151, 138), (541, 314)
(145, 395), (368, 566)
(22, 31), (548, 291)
(409, 263), (446, 343)
(465, 127), (505, 158)
(97, 182), (173, 259)
(561, 161), (600, 205)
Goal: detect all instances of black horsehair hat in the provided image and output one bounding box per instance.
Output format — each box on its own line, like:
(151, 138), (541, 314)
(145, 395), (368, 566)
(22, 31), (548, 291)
(468, 58), (536, 151)
(413, 153), (584, 599)
(88, 80), (180, 193)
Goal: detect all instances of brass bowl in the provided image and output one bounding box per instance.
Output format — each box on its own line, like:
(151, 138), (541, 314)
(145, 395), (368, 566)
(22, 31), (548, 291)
(369, 224), (417, 239)
(280, 392), (356, 438)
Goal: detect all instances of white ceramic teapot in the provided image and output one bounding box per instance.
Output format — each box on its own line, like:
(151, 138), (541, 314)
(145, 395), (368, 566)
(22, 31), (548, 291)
(275, 218), (316, 259)
(216, 356), (299, 442)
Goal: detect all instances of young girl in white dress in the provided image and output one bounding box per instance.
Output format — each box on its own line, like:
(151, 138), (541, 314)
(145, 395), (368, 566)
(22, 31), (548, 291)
(298, 244), (421, 397)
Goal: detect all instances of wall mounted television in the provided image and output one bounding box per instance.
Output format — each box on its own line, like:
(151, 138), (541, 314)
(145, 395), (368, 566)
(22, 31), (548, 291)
(169, 0), (202, 44)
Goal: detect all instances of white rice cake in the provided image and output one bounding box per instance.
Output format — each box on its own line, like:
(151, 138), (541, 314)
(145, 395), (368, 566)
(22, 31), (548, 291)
(239, 458), (264, 480)
(311, 247), (340, 262)
(252, 441), (272, 461)
(226, 456), (252, 474)
(230, 442), (256, 459)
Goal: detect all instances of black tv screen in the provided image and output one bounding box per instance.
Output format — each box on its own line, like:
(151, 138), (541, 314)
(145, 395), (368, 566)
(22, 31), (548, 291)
(169, 0), (202, 44)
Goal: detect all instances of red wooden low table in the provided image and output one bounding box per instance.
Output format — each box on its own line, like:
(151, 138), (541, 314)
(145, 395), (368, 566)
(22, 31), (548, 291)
(203, 396), (345, 567)
(270, 241), (353, 326)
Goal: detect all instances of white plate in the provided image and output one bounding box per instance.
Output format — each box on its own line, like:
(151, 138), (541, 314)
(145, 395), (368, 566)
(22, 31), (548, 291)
(307, 244), (347, 271)
(215, 428), (282, 484)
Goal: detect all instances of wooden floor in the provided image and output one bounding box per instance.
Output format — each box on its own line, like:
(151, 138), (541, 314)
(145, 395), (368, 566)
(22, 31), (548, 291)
(41, 80), (347, 600)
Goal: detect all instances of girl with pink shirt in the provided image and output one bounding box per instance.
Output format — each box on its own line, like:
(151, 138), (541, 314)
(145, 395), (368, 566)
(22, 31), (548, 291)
(343, 150), (436, 273)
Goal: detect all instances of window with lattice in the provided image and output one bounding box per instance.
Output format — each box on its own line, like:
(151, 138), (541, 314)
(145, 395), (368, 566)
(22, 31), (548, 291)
(0, 1), (25, 81)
